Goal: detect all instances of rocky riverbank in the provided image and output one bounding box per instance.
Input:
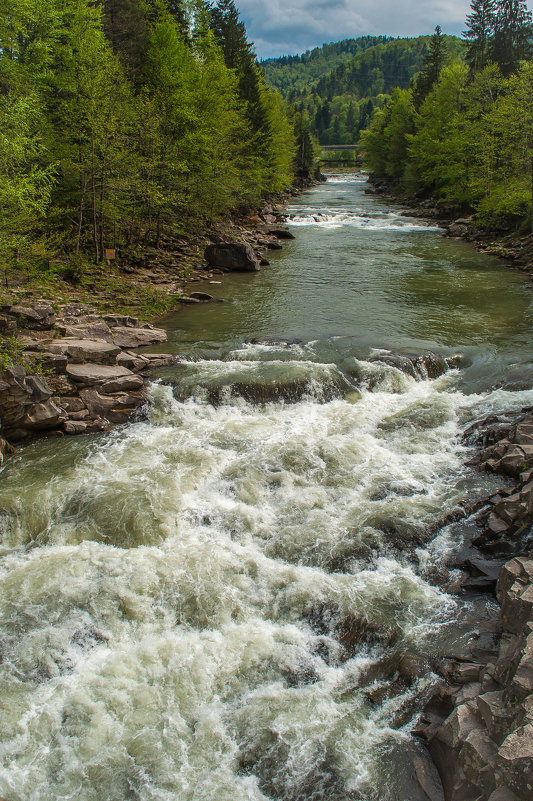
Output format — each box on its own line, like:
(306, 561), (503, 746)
(0, 199), (297, 448)
(417, 409), (533, 801)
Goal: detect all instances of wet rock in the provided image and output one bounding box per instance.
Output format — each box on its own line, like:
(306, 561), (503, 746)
(264, 227), (295, 240)
(48, 338), (121, 365)
(66, 363), (134, 386)
(204, 242), (261, 272)
(79, 387), (147, 424)
(178, 296), (200, 304)
(110, 326), (167, 348)
(9, 300), (55, 330)
(189, 292), (214, 301)
(368, 350), (452, 380)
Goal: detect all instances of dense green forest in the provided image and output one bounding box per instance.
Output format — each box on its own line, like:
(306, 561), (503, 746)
(261, 36), (391, 96)
(263, 35), (463, 144)
(0, 0), (306, 274)
(360, 1), (533, 231)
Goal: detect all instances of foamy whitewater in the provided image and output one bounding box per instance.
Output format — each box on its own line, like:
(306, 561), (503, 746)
(1, 174), (532, 801)
(2, 341), (533, 801)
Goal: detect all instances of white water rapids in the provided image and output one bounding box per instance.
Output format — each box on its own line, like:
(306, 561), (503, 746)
(2, 339), (533, 801)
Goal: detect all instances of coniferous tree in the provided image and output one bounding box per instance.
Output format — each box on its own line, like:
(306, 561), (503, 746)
(412, 26), (448, 107)
(463, 0), (497, 72)
(209, 0), (269, 144)
(490, 0), (533, 76)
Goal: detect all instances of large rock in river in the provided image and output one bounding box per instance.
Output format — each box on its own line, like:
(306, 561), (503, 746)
(204, 243), (260, 272)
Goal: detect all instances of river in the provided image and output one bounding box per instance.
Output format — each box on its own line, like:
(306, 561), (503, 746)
(1, 173), (533, 801)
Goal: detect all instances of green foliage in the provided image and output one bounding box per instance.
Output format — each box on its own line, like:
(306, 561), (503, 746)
(0, 0), (297, 273)
(264, 35), (463, 145)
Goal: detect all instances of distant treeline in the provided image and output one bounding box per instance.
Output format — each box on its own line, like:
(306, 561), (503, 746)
(360, 1), (533, 231)
(0, 0), (311, 268)
(263, 35), (464, 145)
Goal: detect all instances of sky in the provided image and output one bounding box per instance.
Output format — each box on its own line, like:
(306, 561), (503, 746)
(236, 0), (531, 59)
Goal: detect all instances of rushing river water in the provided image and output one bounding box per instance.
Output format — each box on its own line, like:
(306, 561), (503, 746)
(1, 174), (533, 801)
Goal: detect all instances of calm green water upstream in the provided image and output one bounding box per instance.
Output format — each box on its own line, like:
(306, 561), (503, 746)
(1, 174), (532, 801)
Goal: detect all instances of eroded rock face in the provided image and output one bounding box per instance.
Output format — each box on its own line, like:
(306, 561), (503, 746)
(423, 557), (533, 801)
(0, 306), (170, 443)
(204, 242), (261, 272)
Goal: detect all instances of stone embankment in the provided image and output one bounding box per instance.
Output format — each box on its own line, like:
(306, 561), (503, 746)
(418, 409), (533, 801)
(0, 300), (175, 446)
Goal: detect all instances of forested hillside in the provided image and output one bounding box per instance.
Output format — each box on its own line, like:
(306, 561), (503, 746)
(0, 0), (303, 277)
(360, 1), (533, 232)
(261, 36), (390, 95)
(263, 35), (463, 144)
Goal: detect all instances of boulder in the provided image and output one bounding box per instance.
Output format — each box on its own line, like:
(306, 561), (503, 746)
(22, 399), (65, 431)
(264, 227), (295, 240)
(66, 363), (134, 386)
(100, 375), (144, 394)
(9, 300), (55, 330)
(110, 326), (167, 348)
(48, 338), (121, 365)
(25, 375), (52, 403)
(57, 321), (113, 342)
(497, 722), (533, 799)
(79, 388), (146, 423)
(204, 242), (260, 272)
(63, 420), (88, 435)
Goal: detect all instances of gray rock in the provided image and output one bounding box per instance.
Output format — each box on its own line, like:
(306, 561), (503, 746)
(25, 375), (52, 403)
(79, 388), (146, 424)
(10, 300), (55, 330)
(57, 322), (113, 342)
(100, 375), (144, 394)
(204, 243), (260, 272)
(66, 363), (134, 386)
(497, 722), (533, 799)
(49, 338), (121, 365)
(110, 326), (167, 348)
(22, 400), (65, 431)
(63, 420), (88, 435)
(103, 314), (139, 327)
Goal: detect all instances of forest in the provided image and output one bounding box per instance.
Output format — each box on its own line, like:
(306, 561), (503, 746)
(359, 0), (533, 232)
(0, 0), (307, 275)
(264, 35), (463, 145)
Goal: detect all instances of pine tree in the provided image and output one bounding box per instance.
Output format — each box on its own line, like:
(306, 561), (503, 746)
(209, 0), (269, 145)
(413, 26), (448, 107)
(490, 0), (533, 76)
(463, 0), (497, 73)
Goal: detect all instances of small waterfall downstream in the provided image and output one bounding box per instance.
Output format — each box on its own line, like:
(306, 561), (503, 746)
(1, 174), (532, 801)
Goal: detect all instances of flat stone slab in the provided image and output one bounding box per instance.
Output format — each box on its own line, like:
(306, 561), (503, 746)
(110, 326), (167, 348)
(66, 363), (134, 386)
(48, 338), (121, 364)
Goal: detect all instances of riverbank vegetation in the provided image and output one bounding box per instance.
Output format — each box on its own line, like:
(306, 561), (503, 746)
(0, 0), (311, 291)
(360, 1), (533, 232)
